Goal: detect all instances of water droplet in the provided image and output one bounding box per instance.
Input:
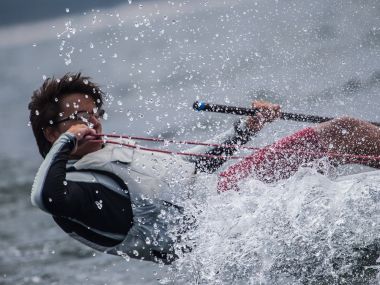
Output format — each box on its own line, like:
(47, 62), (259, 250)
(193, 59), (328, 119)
(63, 180), (68, 186)
(133, 250), (139, 256)
(95, 200), (103, 209)
(117, 100), (123, 106)
(48, 198), (53, 202)
(90, 42), (94, 49)
(65, 8), (70, 13)
(31, 276), (41, 283)
(35, 110), (40, 116)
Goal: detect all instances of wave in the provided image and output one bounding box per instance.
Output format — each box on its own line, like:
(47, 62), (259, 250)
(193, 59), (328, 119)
(172, 167), (380, 284)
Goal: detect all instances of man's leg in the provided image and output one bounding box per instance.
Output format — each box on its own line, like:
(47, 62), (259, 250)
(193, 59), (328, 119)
(218, 127), (326, 191)
(218, 117), (380, 191)
(316, 117), (380, 165)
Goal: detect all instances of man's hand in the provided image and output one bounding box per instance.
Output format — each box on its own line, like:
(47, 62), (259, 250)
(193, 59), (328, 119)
(67, 124), (97, 154)
(246, 101), (281, 132)
(67, 124), (97, 141)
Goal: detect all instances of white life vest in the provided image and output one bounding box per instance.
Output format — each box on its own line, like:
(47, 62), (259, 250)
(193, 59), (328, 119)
(73, 138), (196, 202)
(70, 138), (196, 262)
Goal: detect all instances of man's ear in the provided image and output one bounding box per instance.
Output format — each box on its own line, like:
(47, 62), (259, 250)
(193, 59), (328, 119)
(43, 127), (60, 143)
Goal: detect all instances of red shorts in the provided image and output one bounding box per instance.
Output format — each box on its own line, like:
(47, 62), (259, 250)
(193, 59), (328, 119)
(218, 127), (327, 191)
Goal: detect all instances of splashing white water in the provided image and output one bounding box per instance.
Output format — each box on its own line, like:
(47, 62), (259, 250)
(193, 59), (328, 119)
(172, 167), (380, 284)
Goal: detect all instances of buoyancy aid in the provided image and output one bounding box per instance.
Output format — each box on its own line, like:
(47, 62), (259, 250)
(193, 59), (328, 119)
(32, 134), (196, 263)
(71, 138), (196, 263)
(73, 138), (196, 204)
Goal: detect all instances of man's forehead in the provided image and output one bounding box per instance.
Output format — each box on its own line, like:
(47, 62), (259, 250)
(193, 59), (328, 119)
(59, 93), (97, 112)
(60, 93), (96, 104)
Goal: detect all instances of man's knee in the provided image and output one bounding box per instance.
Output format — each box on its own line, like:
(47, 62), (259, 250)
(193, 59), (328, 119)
(317, 116), (364, 136)
(330, 116), (363, 129)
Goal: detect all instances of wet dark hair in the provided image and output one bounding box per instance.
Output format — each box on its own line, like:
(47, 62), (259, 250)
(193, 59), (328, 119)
(28, 72), (104, 157)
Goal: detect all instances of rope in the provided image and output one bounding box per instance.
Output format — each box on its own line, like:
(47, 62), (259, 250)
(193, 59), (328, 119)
(94, 134), (380, 163)
(95, 133), (259, 150)
(93, 140), (245, 159)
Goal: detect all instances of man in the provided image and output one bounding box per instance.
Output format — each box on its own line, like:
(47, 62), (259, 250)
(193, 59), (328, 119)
(28, 72), (274, 264)
(30, 73), (379, 263)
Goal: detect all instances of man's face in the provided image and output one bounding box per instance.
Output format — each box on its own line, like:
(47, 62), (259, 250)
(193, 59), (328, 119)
(52, 93), (103, 157)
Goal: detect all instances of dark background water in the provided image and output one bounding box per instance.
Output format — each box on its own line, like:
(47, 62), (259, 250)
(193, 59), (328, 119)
(1, 0), (130, 27)
(0, 0), (379, 284)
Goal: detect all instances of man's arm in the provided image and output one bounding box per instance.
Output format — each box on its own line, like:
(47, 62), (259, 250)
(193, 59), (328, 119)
(31, 132), (133, 235)
(32, 124), (100, 215)
(31, 132), (83, 216)
(193, 101), (281, 173)
(194, 119), (257, 173)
